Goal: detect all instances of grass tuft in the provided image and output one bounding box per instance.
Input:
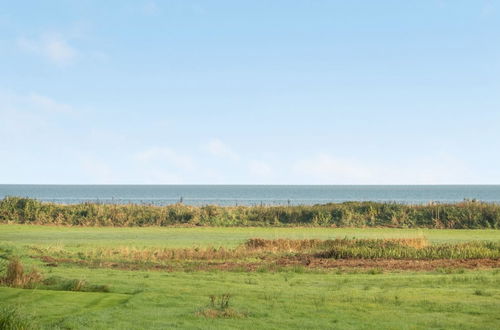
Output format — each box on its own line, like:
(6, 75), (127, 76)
(41, 276), (111, 292)
(196, 294), (246, 318)
(0, 305), (37, 330)
(0, 258), (42, 288)
(473, 289), (492, 296)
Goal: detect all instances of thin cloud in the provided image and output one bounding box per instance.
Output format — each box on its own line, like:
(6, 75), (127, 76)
(142, 1), (160, 15)
(190, 3), (206, 15)
(204, 138), (239, 161)
(18, 34), (77, 65)
(294, 154), (372, 184)
(0, 90), (77, 116)
(248, 160), (272, 177)
(292, 153), (476, 184)
(28, 93), (75, 114)
(79, 155), (116, 184)
(135, 147), (195, 170)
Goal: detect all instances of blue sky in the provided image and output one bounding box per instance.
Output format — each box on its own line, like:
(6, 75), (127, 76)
(1, 1), (499, 184)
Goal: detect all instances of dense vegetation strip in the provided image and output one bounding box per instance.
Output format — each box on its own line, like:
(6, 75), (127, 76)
(23, 238), (500, 274)
(1, 197), (500, 228)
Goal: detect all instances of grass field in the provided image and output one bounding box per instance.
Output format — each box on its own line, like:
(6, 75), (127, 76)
(1, 225), (500, 329)
(2, 225), (500, 248)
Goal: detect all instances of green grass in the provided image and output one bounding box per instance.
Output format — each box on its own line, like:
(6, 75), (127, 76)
(2, 225), (499, 249)
(0, 224), (499, 329)
(0, 305), (36, 330)
(1, 268), (500, 329)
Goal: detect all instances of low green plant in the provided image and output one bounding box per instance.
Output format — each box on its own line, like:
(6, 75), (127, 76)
(473, 289), (492, 296)
(196, 294), (246, 318)
(209, 293), (231, 310)
(41, 276), (110, 292)
(0, 305), (36, 330)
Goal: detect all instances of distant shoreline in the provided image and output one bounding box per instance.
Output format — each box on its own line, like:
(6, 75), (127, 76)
(2, 184), (500, 206)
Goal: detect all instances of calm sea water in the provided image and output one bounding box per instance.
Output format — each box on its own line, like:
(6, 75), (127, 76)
(0, 185), (499, 206)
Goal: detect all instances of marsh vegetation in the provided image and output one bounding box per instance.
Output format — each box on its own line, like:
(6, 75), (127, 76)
(2, 197), (500, 228)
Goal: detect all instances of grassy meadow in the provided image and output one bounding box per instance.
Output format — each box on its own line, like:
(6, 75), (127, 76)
(1, 225), (500, 329)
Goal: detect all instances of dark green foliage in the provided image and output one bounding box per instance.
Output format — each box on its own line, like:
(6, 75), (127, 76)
(1, 197), (499, 228)
(316, 239), (500, 259)
(41, 276), (110, 292)
(209, 294), (231, 310)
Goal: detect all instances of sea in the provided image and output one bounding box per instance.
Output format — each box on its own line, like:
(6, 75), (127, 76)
(0, 185), (499, 206)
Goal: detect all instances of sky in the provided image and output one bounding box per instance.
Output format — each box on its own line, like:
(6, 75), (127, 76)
(1, 0), (499, 184)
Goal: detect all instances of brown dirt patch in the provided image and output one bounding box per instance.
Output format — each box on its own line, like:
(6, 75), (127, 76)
(31, 254), (500, 272)
(275, 256), (500, 271)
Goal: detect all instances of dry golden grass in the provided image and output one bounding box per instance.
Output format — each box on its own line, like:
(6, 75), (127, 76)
(83, 246), (248, 261)
(245, 238), (324, 252)
(386, 237), (429, 249)
(245, 237), (429, 251)
(1, 258), (42, 288)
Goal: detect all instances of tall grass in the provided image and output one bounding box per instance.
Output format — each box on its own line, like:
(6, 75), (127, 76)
(0, 306), (36, 330)
(0, 258), (42, 288)
(1, 197), (500, 228)
(316, 239), (500, 260)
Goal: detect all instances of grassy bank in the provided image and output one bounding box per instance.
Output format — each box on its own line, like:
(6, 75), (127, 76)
(1, 197), (500, 228)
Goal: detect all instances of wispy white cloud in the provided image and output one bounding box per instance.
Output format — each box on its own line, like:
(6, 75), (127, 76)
(293, 154), (372, 184)
(384, 155), (472, 185)
(142, 1), (160, 15)
(0, 90), (77, 137)
(132, 146), (197, 183)
(18, 34), (77, 65)
(190, 3), (206, 15)
(481, 0), (496, 16)
(28, 93), (75, 114)
(248, 160), (272, 177)
(204, 138), (239, 161)
(79, 154), (116, 184)
(292, 153), (476, 184)
(135, 147), (195, 170)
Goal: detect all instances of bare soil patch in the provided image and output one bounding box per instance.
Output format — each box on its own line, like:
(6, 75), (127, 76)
(32, 254), (500, 272)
